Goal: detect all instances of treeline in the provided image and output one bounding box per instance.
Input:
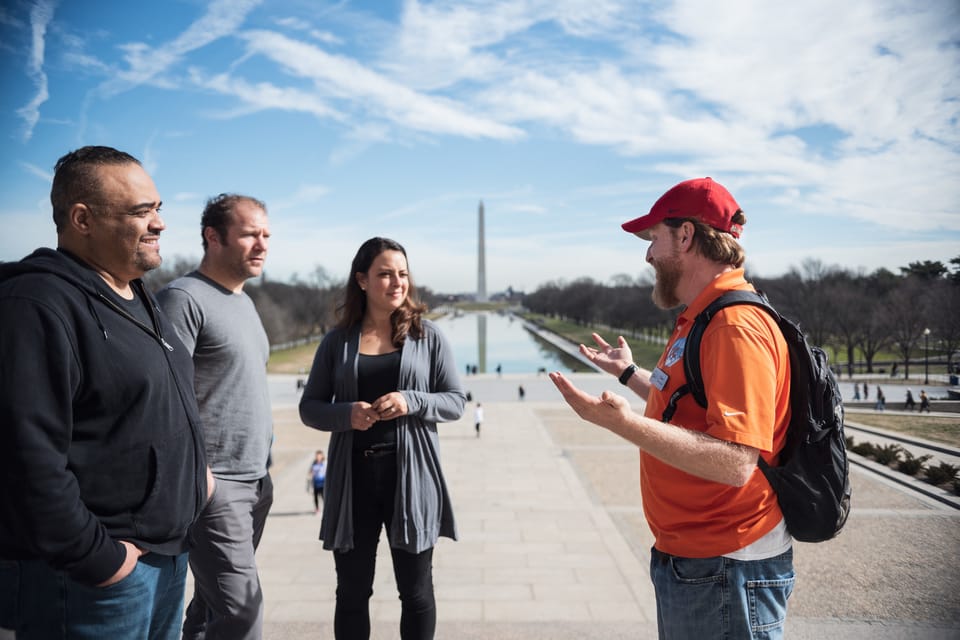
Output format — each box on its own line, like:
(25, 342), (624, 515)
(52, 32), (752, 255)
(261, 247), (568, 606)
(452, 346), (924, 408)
(142, 255), (959, 377)
(523, 258), (960, 377)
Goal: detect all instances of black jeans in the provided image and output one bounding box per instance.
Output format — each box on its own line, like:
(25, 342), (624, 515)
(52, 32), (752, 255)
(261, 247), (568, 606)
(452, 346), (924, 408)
(334, 450), (436, 640)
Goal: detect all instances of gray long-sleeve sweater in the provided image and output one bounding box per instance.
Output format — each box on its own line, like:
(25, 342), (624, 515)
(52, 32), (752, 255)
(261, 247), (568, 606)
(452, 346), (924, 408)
(299, 319), (466, 553)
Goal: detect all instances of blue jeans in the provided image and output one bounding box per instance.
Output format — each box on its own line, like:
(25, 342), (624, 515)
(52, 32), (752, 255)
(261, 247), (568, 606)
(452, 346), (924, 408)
(650, 547), (795, 640)
(4, 552), (187, 640)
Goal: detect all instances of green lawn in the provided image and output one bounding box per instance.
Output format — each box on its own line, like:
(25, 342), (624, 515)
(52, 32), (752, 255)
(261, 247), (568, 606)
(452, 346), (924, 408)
(846, 412), (960, 447)
(268, 342), (319, 374)
(521, 313), (667, 365)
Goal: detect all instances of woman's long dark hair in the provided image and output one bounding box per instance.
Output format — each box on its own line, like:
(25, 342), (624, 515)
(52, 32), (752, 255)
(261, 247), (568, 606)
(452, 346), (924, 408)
(336, 237), (426, 346)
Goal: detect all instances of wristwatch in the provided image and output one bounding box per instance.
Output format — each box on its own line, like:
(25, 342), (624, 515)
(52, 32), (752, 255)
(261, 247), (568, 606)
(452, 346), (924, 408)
(619, 363), (638, 386)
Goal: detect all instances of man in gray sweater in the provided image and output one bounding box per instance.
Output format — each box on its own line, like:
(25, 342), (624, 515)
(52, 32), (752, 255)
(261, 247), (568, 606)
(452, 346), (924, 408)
(157, 194), (273, 640)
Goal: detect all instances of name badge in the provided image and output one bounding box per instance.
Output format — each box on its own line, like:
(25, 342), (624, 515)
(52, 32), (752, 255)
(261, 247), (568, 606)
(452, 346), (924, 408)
(650, 367), (669, 391)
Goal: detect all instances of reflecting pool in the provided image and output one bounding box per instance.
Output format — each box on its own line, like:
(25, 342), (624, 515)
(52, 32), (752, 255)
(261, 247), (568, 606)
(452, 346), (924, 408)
(432, 311), (589, 374)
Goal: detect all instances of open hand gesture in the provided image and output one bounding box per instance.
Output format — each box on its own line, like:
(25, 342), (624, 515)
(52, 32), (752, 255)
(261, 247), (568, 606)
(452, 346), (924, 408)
(579, 333), (634, 377)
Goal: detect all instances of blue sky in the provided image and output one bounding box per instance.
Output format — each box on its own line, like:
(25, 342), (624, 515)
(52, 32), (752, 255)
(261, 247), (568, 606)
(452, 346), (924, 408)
(1, 0), (958, 294)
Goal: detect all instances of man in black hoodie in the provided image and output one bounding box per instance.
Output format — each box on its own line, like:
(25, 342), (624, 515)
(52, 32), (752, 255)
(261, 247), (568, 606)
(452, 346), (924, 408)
(0, 146), (211, 639)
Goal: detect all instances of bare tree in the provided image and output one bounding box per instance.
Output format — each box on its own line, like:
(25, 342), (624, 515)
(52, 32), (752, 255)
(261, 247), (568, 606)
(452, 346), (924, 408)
(824, 275), (870, 377)
(884, 277), (928, 379)
(561, 278), (603, 326)
(925, 279), (960, 374)
(758, 259), (844, 348)
(143, 255), (200, 292)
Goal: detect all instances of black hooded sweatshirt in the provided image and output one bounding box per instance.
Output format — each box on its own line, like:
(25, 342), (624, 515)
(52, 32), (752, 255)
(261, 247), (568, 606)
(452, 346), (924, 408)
(0, 248), (208, 586)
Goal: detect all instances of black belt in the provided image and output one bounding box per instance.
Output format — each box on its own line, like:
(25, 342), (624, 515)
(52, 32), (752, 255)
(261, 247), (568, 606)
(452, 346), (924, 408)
(355, 444), (397, 458)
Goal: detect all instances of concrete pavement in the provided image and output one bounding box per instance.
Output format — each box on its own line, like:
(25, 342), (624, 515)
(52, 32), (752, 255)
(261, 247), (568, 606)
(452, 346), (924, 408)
(249, 373), (960, 639)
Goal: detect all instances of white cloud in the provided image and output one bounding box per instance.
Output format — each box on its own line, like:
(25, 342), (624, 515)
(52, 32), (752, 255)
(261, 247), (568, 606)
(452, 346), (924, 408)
(653, 0), (959, 145)
(189, 68), (345, 122)
(381, 0), (631, 90)
(270, 184), (331, 212)
(98, 0), (263, 96)
(16, 0), (56, 141)
(20, 161), (52, 182)
(239, 29), (525, 140)
(273, 15), (343, 45)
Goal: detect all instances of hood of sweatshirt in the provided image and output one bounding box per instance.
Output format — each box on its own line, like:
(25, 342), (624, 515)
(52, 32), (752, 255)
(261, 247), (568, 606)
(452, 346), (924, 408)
(0, 247), (104, 293)
(0, 247), (172, 350)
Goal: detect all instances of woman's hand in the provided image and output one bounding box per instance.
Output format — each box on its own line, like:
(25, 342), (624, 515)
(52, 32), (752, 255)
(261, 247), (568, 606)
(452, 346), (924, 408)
(372, 392), (408, 421)
(351, 401), (380, 430)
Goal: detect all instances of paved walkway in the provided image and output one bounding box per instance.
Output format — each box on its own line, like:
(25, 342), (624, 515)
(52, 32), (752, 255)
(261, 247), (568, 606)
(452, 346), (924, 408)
(245, 374), (960, 639)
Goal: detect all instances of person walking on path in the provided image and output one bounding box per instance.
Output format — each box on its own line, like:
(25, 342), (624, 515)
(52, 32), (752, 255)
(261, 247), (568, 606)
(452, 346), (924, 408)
(550, 177), (795, 639)
(920, 390), (931, 413)
(308, 450), (327, 514)
(904, 389), (916, 411)
(474, 402), (484, 438)
(875, 386), (886, 411)
(299, 237), (466, 640)
(0, 146), (211, 639)
(157, 193), (274, 640)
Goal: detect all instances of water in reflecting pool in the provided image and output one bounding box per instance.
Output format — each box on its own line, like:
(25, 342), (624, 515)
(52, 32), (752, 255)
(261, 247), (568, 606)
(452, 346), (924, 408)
(432, 311), (588, 374)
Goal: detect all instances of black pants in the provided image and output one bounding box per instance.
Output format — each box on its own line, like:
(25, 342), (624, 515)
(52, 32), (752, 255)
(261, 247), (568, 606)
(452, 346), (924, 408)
(334, 450), (436, 640)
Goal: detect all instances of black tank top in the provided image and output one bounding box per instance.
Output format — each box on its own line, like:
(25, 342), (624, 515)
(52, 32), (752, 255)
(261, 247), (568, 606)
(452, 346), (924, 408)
(353, 350), (401, 450)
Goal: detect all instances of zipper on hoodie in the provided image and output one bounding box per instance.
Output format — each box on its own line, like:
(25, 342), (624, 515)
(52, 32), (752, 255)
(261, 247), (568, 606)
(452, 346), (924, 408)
(96, 283), (174, 351)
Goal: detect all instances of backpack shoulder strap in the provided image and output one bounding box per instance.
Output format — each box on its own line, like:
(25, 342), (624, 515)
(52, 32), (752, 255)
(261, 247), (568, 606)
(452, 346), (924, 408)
(661, 289), (779, 423)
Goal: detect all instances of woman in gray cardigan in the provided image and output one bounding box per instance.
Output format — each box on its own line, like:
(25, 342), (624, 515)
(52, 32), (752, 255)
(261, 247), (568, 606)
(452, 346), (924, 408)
(299, 237), (465, 640)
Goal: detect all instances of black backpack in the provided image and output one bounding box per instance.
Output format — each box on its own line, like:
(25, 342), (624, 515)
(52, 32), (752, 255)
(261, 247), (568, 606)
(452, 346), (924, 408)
(660, 290), (851, 543)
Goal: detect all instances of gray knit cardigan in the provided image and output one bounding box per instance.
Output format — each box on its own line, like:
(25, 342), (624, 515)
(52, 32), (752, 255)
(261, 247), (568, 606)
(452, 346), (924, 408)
(299, 319), (466, 553)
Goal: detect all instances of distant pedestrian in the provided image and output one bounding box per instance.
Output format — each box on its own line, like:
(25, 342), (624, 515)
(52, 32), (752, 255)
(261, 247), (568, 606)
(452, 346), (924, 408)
(518, 385), (525, 401)
(904, 389), (916, 411)
(496, 364), (502, 377)
(308, 450), (326, 514)
(475, 402), (484, 438)
(853, 385), (861, 401)
(863, 382), (869, 400)
(919, 390), (931, 413)
(875, 386), (885, 411)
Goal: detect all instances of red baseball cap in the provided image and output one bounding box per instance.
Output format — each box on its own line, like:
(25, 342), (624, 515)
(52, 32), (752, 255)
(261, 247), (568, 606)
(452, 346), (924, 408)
(622, 177), (743, 239)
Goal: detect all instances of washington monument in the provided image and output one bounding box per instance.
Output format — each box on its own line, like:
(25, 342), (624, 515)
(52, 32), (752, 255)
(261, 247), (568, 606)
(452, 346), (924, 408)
(477, 200), (487, 302)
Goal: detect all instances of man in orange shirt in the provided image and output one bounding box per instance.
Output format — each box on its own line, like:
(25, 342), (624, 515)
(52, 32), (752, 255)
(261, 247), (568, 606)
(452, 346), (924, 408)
(551, 177), (794, 640)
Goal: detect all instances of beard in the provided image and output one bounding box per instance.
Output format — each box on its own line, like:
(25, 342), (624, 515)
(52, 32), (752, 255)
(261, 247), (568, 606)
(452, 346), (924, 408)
(651, 252), (684, 310)
(133, 238), (162, 273)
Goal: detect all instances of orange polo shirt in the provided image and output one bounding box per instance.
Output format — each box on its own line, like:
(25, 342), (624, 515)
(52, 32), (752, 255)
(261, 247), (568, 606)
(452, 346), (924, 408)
(641, 269), (791, 557)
